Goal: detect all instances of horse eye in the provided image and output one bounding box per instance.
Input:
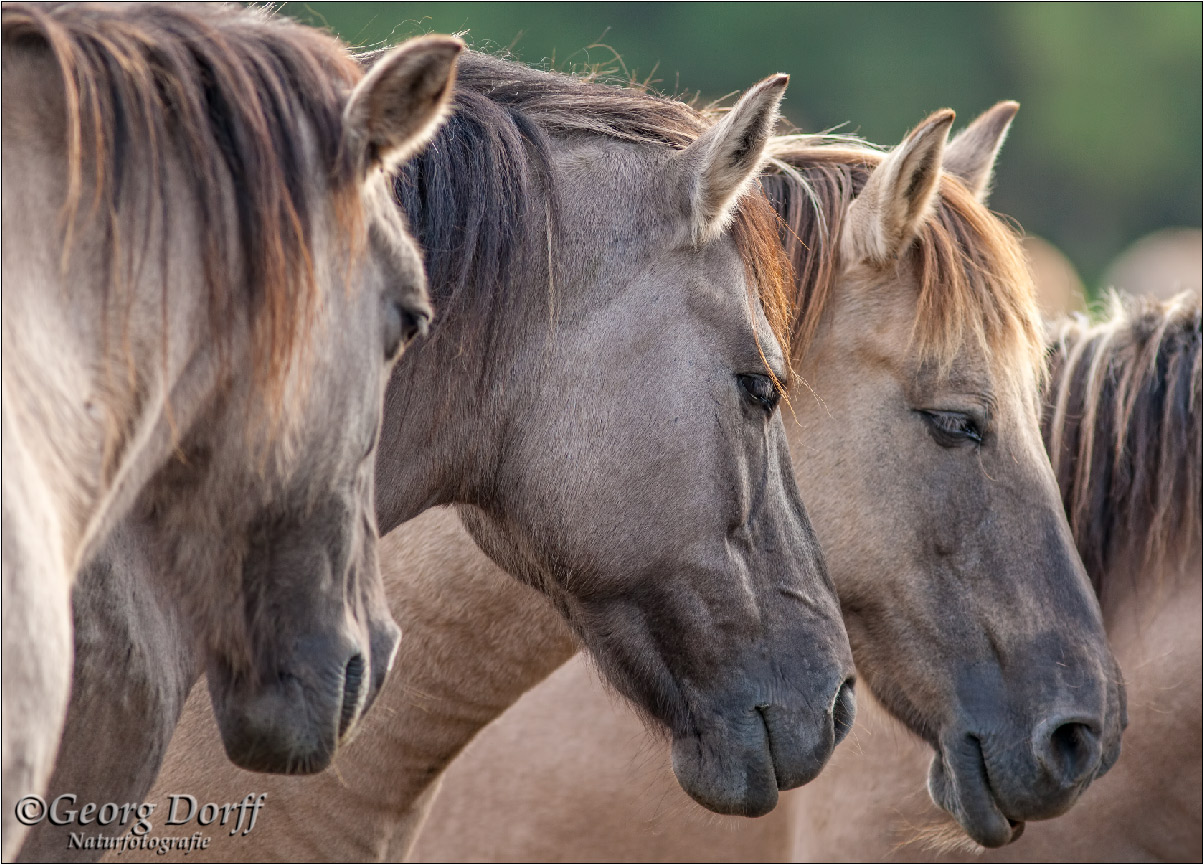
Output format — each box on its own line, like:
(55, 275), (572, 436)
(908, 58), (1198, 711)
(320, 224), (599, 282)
(737, 374), (781, 413)
(383, 301), (430, 362)
(919, 410), (983, 447)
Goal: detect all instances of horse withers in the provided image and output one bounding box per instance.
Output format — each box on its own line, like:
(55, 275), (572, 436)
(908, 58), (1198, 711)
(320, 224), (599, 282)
(1, 4), (460, 855)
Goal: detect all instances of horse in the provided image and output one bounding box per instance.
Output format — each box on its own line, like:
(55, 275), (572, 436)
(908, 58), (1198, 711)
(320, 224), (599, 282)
(137, 103), (1125, 862)
(791, 289), (1204, 863)
(20, 48), (857, 861)
(1, 4), (461, 857)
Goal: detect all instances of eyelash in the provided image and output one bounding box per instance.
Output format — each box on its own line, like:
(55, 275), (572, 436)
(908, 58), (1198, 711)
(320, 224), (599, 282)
(918, 410), (984, 446)
(737, 374), (781, 413)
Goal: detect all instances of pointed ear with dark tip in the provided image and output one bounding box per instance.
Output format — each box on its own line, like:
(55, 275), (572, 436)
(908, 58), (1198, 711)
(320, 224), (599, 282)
(943, 101), (1019, 203)
(676, 73), (788, 246)
(343, 34), (464, 176)
(841, 109), (955, 267)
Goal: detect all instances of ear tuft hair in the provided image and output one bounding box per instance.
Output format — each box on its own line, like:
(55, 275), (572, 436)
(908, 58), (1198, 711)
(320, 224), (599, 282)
(841, 109), (955, 266)
(943, 101), (1019, 203)
(343, 34), (464, 176)
(676, 74), (788, 246)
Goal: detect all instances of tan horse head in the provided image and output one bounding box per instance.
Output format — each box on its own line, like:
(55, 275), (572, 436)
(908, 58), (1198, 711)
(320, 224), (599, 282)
(762, 103), (1125, 847)
(1, 5), (458, 853)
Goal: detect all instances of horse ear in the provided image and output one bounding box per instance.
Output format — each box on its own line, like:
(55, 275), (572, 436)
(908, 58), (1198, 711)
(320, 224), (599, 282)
(343, 35), (464, 176)
(943, 101), (1019, 203)
(841, 109), (955, 266)
(676, 74), (788, 246)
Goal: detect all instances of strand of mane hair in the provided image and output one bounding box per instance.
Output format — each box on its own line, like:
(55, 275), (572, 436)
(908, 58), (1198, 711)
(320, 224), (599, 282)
(1, 3), (367, 438)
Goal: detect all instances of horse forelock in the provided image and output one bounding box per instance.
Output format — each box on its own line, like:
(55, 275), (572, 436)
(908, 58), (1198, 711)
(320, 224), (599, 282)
(1, 3), (366, 417)
(762, 141), (1044, 389)
(387, 49), (791, 358)
(1043, 292), (1203, 599)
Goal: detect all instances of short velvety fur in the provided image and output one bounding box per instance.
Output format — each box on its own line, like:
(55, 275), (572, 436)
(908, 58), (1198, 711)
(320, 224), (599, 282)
(373, 59), (851, 816)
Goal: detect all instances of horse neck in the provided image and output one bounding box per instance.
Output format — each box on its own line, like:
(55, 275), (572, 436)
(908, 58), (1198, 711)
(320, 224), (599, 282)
(375, 247), (555, 533)
(372, 324), (499, 533)
(368, 510), (578, 854)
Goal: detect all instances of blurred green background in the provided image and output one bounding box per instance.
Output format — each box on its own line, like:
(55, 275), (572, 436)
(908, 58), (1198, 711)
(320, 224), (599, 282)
(281, 2), (1201, 297)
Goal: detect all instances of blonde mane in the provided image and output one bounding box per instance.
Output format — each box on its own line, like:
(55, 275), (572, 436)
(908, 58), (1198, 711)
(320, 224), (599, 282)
(760, 136), (1044, 382)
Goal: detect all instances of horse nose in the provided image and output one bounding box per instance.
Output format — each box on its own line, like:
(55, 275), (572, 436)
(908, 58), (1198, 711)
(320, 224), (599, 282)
(1032, 715), (1103, 788)
(832, 677), (856, 746)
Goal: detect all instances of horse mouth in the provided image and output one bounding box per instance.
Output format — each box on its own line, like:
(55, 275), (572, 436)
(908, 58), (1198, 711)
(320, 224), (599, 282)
(669, 685), (851, 818)
(926, 735), (1025, 848)
(670, 715), (781, 818)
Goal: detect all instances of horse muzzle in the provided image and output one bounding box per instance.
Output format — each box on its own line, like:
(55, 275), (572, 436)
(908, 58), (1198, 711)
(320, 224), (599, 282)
(927, 711), (1123, 849)
(670, 676), (855, 817)
(207, 621), (400, 774)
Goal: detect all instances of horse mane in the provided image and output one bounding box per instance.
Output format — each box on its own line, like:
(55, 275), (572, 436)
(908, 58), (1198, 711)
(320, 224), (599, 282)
(759, 138), (1044, 382)
(1, 3), (365, 404)
(384, 50), (792, 353)
(1043, 291), (1203, 601)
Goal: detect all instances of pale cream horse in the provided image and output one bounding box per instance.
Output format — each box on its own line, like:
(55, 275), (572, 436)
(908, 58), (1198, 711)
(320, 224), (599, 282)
(1, 4), (459, 857)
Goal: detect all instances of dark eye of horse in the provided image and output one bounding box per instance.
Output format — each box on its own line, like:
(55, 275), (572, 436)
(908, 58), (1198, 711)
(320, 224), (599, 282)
(737, 374), (781, 413)
(383, 302), (428, 362)
(919, 410), (984, 447)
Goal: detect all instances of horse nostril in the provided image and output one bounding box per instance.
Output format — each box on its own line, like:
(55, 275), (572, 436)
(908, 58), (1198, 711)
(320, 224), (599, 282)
(832, 678), (856, 746)
(1034, 716), (1102, 787)
(337, 653), (365, 741)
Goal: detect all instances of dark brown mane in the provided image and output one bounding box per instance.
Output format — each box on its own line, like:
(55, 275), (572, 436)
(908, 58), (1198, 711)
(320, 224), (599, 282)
(759, 139), (1043, 379)
(386, 50), (792, 353)
(1044, 292), (1203, 602)
(1, 3), (365, 402)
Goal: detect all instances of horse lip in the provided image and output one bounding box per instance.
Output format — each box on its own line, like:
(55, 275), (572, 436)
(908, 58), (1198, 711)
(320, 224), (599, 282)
(669, 711), (781, 818)
(927, 735), (1021, 849)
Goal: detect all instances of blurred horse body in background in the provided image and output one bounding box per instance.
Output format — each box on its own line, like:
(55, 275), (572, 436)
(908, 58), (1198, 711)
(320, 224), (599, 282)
(1104, 229), (1203, 305)
(1, 5), (457, 857)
